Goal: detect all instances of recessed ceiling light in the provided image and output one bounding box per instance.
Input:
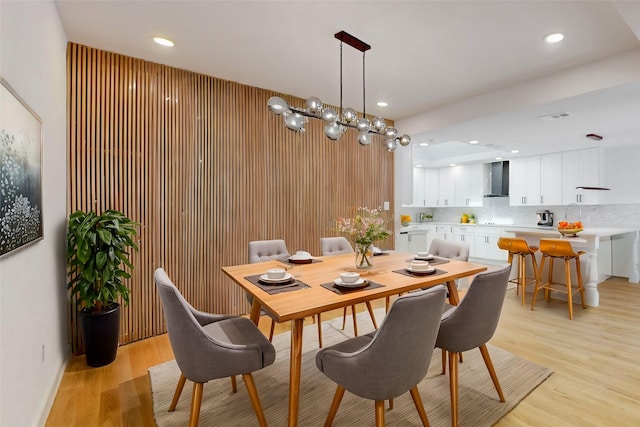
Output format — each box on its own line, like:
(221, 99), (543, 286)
(468, 140), (479, 144)
(376, 101), (388, 107)
(449, 163), (456, 167)
(544, 33), (564, 44)
(496, 157), (503, 160)
(415, 164), (423, 168)
(153, 37), (174, 47)
(511, 150), (520, 154)
(419, 142), (429, 147)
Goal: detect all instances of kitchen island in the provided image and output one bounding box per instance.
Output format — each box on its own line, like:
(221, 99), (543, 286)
(502, 226), (640, 307)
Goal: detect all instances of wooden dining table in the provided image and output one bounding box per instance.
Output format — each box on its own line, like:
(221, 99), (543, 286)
(222, 251), (488, 427)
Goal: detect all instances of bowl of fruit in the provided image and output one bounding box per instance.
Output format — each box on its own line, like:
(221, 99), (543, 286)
(558, 221), (584, 237)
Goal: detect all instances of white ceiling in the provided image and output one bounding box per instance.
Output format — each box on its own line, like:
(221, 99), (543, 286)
(55, 0), (640, 164)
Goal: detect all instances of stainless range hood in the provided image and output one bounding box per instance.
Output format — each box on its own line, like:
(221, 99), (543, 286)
(484, 161), (509, 198)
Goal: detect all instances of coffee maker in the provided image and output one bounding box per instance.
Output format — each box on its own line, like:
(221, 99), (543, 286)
(537, 210), (553, 226)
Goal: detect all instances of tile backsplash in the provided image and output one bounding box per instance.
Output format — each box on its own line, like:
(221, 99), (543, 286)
(401, 198), (640, 228)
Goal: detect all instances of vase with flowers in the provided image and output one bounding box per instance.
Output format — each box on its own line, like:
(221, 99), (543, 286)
(335, 207), (391, 270)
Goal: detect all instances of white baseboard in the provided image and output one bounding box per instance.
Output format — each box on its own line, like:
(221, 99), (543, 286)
(36, 349), (71, 427)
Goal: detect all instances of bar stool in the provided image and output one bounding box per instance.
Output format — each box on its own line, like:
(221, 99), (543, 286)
(497, 237), (539, 306)
(531, 238), (586, 320)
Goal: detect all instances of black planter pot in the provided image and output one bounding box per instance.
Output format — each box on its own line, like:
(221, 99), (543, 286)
(80, 303), (121, 367)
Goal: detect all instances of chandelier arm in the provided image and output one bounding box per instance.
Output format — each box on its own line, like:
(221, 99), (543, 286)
(340, 41), (343, 120)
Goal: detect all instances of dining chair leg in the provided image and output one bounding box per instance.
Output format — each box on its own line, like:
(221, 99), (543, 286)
(317, 313), (323, 348)
(375, 400), (385, 427)
(324, 385), (345, 427)
(478, 345), (505, 402)
(189, 382), (203, 427)
(268, 319), (275, 341)
(388, 398), (394, 409)
(385, 296), (390, 313)
(169, 373), (187, 411)
(242, 373), (268, 427)
(441, 348), (446, 375)
(365, 301), (378, 329)
(351, 305), (359, 337)
(447, 351), (459, 427)
(409, 386), (431, 427)
(230, 375), (237, 393)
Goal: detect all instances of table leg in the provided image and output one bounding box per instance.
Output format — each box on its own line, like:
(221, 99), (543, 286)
(249, 300), (262, 325)
(288, 318), (304, 427)
(446, 280), (460, 306)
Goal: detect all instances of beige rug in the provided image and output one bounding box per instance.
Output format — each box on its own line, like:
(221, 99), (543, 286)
(149, 309), (551, 426)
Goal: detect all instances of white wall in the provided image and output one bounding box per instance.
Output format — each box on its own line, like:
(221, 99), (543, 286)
(0, 1), (69, 426)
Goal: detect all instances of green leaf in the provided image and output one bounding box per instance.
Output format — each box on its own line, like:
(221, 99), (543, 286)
(96, 251), (107, 270)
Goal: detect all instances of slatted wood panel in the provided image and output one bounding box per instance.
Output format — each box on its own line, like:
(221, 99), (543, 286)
(67, 43), (396, 352)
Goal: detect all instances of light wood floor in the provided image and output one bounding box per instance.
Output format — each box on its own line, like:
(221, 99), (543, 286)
(46, 276), (640, 426)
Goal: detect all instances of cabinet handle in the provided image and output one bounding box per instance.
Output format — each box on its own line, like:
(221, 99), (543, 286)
(541, 195), (544, 204)
(576, 194), (579, 203)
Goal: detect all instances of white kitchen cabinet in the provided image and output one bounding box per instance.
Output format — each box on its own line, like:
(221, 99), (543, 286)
(540, 153), (562, 205)
(454, 164), (484, 207)
(509, 156), (541, 206)
(412, 168), (439, 207)
(452, 225), (475, 257)
(474, 226), (507, 261)
(438, 167), (455, 206)
(562, 148), (602, 205)
(435, 225), (453, 241)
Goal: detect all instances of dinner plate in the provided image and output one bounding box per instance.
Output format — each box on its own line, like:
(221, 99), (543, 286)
(259, 273), (293, 284)
(414, 255), (435, 261)
(406, 266), (436, 275)
(333, 278), (368, 288)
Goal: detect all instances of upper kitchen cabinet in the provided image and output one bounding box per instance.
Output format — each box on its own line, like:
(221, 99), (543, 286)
(509, 156), (541, 206)
(412, 168), (439, 207)
(540, 153), (563, 205)
(438, 167), (456, 206)
(562, 148), (602, 205)
(603, 145), (640, 204)
(509, 153), (562, 206)
(454, 163), (484, 207)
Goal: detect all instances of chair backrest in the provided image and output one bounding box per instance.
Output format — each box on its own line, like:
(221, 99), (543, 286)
(322, 285), (446, 400)
(436, 264), (511, 353)
(428, 238), (470, 261)
(497, 237), (534, 254)
(539, 238), (580, 258)
(155, 268), (232, 381)
(248, 239), (290, 263)
(320, 236), (354, 256)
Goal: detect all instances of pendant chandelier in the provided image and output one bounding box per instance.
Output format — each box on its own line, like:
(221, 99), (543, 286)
(267, 31), (411, 152)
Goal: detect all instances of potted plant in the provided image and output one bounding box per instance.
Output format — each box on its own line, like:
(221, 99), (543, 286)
(66, 209), (138, 367)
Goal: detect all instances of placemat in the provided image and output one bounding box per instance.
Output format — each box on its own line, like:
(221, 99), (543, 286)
(244, 274), (311, 294)
(405, 257), (450, 266)
(393, 268), (447, 278)
(320, 280), (384, 295)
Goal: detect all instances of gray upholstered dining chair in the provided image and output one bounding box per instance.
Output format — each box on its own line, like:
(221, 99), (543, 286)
(155, 268), (275, 427)
(316, 285), (447, 426)
(248, 239), (324, 346)
(320, 236), (379, 337)
(435, 263), (511, 427)
(428, 238), (470, 261)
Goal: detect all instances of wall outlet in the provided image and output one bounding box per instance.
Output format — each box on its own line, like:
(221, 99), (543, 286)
(383, 201), (389, 211)
(41, 344), (45, 363)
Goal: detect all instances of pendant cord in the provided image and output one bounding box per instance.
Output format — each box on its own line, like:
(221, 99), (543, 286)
(362, 51), (366, 117)
(339, 41), (343, 119)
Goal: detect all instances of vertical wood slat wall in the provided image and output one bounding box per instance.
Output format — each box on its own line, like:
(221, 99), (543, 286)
(67, 43), (396, 352)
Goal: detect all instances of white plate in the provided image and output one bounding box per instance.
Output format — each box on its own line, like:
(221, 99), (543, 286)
(406, 266), (435, 274)
(333, 278), (367, 288)
(414, 254), (434, 261)
(259, 272), (293, 283)
(289, 255), (313, 261)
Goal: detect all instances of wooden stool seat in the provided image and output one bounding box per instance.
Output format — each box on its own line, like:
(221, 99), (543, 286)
(497, 237), (539, 306)
(531, 239), (586, 320)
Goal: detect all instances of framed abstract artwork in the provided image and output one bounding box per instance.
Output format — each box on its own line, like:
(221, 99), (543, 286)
(1, 77), (43, 257)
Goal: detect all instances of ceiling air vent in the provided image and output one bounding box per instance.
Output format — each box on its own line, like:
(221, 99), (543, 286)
(538, 111), (573, 121)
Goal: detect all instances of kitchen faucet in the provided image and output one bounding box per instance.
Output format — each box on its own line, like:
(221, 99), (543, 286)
(564, 202), (582, 221)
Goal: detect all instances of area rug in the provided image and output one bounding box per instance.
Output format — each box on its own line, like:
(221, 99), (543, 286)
(149, 309), (552, 426)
